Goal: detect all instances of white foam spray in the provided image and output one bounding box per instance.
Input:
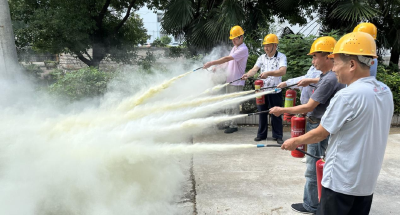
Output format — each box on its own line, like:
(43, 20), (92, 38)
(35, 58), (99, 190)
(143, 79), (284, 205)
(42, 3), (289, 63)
(0, 47), (258, 214)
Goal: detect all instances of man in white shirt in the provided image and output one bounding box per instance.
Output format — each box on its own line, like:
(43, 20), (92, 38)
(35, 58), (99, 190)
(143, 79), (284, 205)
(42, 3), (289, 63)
(277, 65), (321, 105)
(203, 25), (249, 134)
(281, 32), (394, 215)
(242, 34), (286, 144)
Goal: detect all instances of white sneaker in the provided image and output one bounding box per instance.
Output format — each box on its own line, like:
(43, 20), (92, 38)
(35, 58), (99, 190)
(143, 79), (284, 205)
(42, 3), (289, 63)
(301, 157), (307, 163)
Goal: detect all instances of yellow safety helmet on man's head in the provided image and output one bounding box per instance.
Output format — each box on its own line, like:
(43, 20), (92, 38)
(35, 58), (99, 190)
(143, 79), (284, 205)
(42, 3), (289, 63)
(229, 26), (245, 39)
(353, 23), (377, 40)
(262, 34), (279, 45)
(328, 32), (377, 66)
(308, 36), (336, 55)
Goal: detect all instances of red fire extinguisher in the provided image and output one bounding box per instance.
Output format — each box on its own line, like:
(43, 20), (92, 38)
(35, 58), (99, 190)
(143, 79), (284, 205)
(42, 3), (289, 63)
(254, 80), (265, 105)
(290, 115), (305, 158)
(284, 89), (297, 122)
(316, 159), (325, 202)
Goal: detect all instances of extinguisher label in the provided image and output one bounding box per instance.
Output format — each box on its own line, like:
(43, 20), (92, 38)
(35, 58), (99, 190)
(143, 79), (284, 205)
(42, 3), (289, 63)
(255, 85), (262, 99)
(291, 128), (305, 137)
(284, 98), (294, 108)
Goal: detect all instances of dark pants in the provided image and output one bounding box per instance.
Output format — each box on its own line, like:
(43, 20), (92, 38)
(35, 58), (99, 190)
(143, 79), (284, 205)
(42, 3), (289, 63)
(256, 92), (283, 139)
(317, 186), (373, 215)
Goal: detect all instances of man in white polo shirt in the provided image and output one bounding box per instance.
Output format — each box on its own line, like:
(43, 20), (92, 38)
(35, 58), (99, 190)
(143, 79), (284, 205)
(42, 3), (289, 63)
(203, 25), (249, 134)
(281, 32), (394, 214)
(241, 34), (286, 144)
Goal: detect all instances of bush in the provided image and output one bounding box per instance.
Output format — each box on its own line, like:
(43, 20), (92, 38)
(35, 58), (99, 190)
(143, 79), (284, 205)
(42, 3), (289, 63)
(160, 36), (172, 46)
(23, 64), (43, 78)
(151, 38), (164, 47)
(376, 65), (400, 114)
(138, 50), (156, 70)
(165, 46), (184, 58)
(278, 34), (316, 81)
(49, 67), (114, 101)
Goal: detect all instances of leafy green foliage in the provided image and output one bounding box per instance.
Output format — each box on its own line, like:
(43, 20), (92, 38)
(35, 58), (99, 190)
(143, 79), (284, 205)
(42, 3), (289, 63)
(278, 34), (316, 81)
(160, 36), (172, 45)
(164, 46), (188, 59)
(9, 0), (151, 67)
(317, 0), (400, 65)
(152, 36), (172, 47)
(161, 0), (317, 53)
(138, 50), (156, 70)
(23, 64), (43, 78)
(151, 38), (165, 47)
(330, 0), (379, 21)
(49, 67), (114, 101)
(376, 65), (400, 114)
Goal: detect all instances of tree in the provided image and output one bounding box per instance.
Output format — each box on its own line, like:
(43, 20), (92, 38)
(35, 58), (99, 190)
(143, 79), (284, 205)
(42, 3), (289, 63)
(9, 0), (157, 68)
(0, 0), (19, 76)
(159, 0), (316, 53)
(317, 0), (400, 66)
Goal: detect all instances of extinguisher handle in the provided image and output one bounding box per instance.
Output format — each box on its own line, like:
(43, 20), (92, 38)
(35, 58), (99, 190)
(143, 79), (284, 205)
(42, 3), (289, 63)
(295, 148), (321, 159)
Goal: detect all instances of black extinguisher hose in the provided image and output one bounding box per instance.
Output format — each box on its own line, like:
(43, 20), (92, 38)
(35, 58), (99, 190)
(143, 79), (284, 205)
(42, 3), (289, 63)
(258, 144), (321, 159)
(295, 148), (321, 159)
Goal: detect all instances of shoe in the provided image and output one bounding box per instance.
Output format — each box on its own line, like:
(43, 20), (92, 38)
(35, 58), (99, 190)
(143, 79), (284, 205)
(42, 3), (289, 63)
(291, 203), (314, 214)
(276, 139), (284, 144)
(224, 127), (238, 133)
(254, 137), (266, 141)
(218, 125), (230, 130)
(301, 157), (307, 163)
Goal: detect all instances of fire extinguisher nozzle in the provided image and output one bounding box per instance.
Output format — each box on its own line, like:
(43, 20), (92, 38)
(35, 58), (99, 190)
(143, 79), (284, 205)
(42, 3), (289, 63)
(256, 144), (266, 148)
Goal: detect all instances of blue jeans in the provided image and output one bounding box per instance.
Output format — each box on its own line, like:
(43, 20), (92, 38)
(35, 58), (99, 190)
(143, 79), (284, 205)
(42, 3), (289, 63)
(303, 121), (329, 213)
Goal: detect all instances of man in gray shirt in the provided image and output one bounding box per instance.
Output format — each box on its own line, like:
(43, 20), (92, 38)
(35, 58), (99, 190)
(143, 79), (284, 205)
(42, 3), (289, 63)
(270, 36), (345, 214)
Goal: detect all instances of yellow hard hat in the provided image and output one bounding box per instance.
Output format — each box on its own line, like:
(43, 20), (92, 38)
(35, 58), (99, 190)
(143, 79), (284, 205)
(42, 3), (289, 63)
(262, 34), (279, 45)
(308, 36), (336, 55)
(353, 23), (377, 40)
(328, 32), (377, 59)
(229, 26), (244, 39)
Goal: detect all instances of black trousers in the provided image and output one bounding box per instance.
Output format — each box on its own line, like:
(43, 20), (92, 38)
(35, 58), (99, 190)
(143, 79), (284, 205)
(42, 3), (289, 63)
(256, 92), (283, 139)
(317, 186), (373, 215)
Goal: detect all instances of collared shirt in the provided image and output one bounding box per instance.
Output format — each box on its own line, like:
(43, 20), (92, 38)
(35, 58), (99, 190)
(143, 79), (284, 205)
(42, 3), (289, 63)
(321, 76), (393, 196)
(227, 43), (249, 86)
(254, 52), (287, 89)
(286, 65), (322, 104)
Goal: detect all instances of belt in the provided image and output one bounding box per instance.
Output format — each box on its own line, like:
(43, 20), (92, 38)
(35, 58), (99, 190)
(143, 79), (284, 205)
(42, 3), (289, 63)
(306, 116), (321, 124)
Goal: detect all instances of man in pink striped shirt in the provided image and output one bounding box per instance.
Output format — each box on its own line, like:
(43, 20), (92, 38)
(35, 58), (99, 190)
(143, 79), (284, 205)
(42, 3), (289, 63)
(203, 25), (249, 133)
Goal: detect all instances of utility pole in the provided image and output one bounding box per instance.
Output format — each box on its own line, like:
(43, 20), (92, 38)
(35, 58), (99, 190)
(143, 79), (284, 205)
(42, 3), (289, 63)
(0, 0), (19, 77)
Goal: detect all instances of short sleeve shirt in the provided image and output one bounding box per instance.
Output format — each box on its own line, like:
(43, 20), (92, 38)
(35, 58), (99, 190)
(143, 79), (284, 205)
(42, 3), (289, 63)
(320, 77), (393, 196)
(227, 43), (249, 86)
(254, 52), (287, 88)
(286, 65), (322, 104)
(308, 71), (345, 119)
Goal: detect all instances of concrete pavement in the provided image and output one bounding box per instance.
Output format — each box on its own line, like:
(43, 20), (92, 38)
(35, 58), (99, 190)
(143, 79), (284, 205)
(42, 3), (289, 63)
(184, 126), (400, 215)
